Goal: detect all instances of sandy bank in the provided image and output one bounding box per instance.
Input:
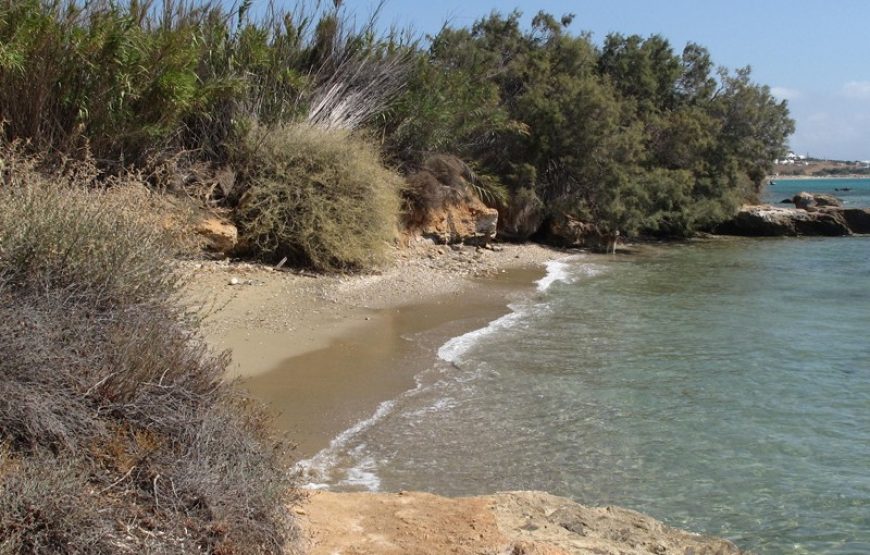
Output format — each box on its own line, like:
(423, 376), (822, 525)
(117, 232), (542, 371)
(184, 241), (562, 455)
(301, 490), (744, 555)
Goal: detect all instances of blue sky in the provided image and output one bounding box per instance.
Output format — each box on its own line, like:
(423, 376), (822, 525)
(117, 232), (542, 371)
(278, 1), (870, 160)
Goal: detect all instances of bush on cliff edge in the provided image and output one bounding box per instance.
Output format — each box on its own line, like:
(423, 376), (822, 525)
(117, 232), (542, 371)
(0, 158), (298, 554)
(234, 124), (403, 272)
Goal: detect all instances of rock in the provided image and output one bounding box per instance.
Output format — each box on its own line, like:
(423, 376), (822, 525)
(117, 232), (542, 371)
(549, 505), (587, 535)
(540, 213), (599, 248)
(843, 208), (870, 233)
(195, 217), (238, 254)
(404, 155), (499, 245)
(791, 191), (844, 209)
(499, 191), (546, 241)
(794, 208), (851, 235)
(301, 491), (743, 555)
(716, 205), (851, 236)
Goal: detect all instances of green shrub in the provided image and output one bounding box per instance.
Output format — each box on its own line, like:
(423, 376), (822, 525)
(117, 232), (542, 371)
(0, 161), (298, 554)
(235, 124), (403, 271)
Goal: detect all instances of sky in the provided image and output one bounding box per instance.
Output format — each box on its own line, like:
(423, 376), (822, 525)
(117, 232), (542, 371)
(275, 1), (870, 160)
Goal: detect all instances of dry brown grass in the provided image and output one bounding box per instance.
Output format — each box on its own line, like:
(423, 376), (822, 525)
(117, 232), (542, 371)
(0, 154), (299, 554)
(234, 124), (403, 272)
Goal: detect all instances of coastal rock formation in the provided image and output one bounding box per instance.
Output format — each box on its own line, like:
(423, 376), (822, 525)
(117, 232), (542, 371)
(538, 214), (618, 252)
(419, 198), (499, 245)
(302, 490), (744, 555)
(405, 155), (499, 244)
(790, 191), (844, 209)
(498, 191), (546, 241)
(540, 213), (604, 249)
(843, 208), (870, 234)
(715, 205), (851, 236)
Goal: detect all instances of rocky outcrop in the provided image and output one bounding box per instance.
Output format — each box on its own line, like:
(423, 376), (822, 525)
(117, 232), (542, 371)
(411, 196), (498, 245)
(715, 205), (852, 236)
(405, 156), (499, 245)
(541, 213), (598, 247)
(536, 212), (622, 252)
(842, 208), (870, 234)
(302, 490), (745, 555)
(498, 189), (546, 241)
(789, 191), (844, 209)
(194, 216), (238, 254)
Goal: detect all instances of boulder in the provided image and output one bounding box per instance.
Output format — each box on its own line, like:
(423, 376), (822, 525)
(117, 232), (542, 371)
(791, 191), (844, 209)
(794, 208), (851, 236)
(405, 155), (498, 245)
(540, 213), (599, 248)
(418, 200), (498, 245)
(843, 208), (870, 234)
(194, 217), (238, 254)
(716, 205), (851, 237)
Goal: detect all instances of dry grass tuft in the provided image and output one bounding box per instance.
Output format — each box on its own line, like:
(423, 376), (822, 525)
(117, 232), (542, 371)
(235, 124), (403, 272)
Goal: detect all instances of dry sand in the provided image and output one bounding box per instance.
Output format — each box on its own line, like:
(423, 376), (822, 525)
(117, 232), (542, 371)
(184, 240), (564, 456)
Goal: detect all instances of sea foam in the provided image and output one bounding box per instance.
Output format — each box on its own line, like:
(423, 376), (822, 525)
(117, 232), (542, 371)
(438, 257), (577, 363)
(299, 256), (586, 490)
(297, 398), (397, 489)
(536, 258), (574, 291)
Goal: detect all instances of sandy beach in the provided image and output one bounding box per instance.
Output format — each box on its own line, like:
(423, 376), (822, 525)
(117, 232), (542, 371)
(185, 240), (563, 457)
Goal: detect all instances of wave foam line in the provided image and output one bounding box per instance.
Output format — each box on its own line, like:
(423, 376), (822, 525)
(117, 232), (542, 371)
(297, 398), (396, 490)
(297, 256), (584, 489)
(439, 256), (576, 364)
(436, 305), (526, 364)
(536, 258), (574, 291)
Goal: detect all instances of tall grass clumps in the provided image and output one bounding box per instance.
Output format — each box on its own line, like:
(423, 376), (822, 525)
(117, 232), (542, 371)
(0, 162), (298, 554)
(235, 124), (403, 271)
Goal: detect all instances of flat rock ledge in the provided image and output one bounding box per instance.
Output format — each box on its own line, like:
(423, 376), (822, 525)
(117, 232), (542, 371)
(301, 490), (744, 555)
(715, 205), (870, 237)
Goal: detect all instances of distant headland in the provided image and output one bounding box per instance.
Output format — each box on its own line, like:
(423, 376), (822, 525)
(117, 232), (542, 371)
(772, 152), (870, 178)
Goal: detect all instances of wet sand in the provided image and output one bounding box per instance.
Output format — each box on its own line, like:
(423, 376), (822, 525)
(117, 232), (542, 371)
(184, 243), (559, 458)
(240, 268), (544, 457)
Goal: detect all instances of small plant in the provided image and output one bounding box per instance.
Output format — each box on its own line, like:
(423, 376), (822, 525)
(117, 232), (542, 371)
(235, 123), (403, 271)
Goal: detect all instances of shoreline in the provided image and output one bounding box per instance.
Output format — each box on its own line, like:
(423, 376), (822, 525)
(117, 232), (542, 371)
(184, 240), (758, 554)
(771, 174), (870, 180)
(185, 241), (563, 458)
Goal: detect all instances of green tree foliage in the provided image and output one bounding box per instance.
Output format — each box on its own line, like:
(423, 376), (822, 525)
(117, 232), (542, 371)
(0, 2), (794, 241)
(382, 12), (794, 238)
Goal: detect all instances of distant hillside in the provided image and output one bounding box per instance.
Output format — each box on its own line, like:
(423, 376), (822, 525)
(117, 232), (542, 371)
(774, 156), (870, 177)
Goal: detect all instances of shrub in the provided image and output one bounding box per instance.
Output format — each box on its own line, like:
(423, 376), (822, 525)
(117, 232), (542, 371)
(0, 162), (298, 554)
(0, 454), (120, 554)
(235, 124), (403, 271)
(0, 172), (179, 309)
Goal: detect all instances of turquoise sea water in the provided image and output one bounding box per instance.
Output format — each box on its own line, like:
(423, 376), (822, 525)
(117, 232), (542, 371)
(765, 177), (870, 207)
(304, 182), (870, 554)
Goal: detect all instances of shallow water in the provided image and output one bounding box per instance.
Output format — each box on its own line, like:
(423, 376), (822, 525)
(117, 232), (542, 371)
(306, 236), (870, 554)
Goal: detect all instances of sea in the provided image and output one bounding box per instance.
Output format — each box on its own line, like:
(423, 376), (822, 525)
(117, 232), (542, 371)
(302, 178), (870, 555)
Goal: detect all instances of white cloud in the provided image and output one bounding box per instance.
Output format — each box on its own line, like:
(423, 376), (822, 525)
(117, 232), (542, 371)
(770, 86), (801, 101)
(842, 81), (870, 99)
